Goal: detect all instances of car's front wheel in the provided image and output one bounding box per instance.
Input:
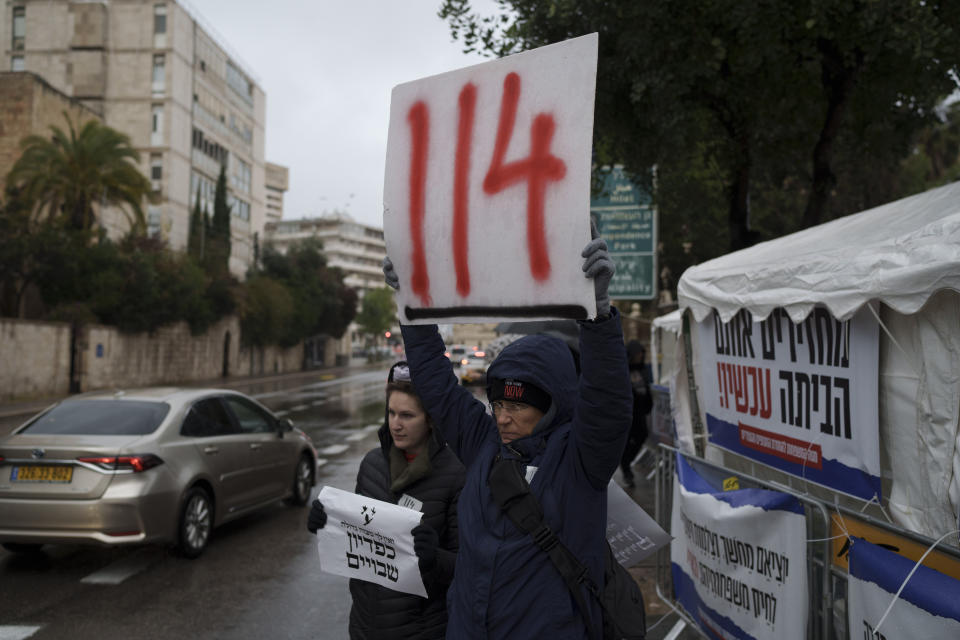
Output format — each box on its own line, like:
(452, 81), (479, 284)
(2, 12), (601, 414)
(177, 486), (213, 558)
(285, 455), (312, 506)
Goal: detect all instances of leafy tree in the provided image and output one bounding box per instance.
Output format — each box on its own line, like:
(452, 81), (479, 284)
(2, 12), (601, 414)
(258, 240), (357, 346)
(240, 276), (295, 347)
(0, 188), (82, 317)
(355, 287), (397, 339)
(440, 0), (960, 255)
(5, 113), (152, 234)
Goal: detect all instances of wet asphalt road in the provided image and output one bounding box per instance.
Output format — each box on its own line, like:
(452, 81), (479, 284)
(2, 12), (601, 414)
(0, 367), (693, 640)
(0, 365), (408, 640)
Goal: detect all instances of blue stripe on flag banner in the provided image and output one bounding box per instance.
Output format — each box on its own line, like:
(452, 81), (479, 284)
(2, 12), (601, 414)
(672, 562), (755, 640)
(849, 537), (960, 623)
(676, 452), (804, 515)
(706, 414), (881, 501)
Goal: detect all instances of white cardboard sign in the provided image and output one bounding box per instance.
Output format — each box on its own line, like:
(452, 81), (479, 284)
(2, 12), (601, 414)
(606, 479), (672, 567)
(315, 486), (426, 598)
(383, 33), (599, 324)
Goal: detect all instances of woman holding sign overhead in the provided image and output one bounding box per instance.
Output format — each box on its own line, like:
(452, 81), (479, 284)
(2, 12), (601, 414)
(307, 361), (466, 639)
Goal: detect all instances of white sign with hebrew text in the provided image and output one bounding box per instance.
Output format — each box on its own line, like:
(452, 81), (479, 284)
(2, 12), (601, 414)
(383, 33), (599, 324)
(315, 486), (426, 597)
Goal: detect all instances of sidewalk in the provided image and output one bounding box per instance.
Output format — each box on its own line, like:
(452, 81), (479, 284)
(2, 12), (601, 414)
(620, 450), (699, 640)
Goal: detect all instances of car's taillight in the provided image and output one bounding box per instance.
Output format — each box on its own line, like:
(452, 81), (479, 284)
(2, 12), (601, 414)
(77, 454), (164, 472)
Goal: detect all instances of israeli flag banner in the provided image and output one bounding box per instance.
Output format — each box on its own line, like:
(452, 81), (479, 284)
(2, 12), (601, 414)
(670, 453), (808, 640)
(847, 537), (960, 640)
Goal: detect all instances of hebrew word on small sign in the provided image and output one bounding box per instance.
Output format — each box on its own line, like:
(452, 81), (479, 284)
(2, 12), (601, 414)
(383, 33), (599, 324)
(315, 486), (426, 597)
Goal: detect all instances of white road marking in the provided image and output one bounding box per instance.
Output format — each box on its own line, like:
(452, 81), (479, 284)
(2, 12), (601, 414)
(0, 627), (42, 640)
(80, 549), (156, 585)
(319, 444), (349, 455)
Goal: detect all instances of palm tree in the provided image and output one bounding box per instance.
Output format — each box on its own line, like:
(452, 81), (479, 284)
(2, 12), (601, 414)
(6, 113), (152, 234)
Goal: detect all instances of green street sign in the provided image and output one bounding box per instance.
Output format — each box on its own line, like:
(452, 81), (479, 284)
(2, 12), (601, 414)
(590, 166), (657, 300)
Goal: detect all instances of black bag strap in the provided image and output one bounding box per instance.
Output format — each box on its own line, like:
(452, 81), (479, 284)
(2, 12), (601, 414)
(488, 457), (603, 640)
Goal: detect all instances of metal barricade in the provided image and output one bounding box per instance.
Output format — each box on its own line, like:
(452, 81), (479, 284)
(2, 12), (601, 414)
(652, 444), (960, 640)
(654, 444), (833, 640)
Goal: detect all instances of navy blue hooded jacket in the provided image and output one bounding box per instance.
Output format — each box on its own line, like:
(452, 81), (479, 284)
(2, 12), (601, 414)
(400, 309), (632, 639)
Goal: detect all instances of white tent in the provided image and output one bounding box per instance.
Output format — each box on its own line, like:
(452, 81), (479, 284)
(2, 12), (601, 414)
(677, 180), (960, 541)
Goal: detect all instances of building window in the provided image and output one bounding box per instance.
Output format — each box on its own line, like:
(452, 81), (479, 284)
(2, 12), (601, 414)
(12, 7), (25, 50)
(225, 61), (253, 104)
(11, 55), (24, 71)
(228, 195), (250, 221)
(151, 104), (163, 145)
(152, 54), (165, 93)
(150, 153), (163, 180)
(153, 4), (166, 34)
(191, 171), (216, 214)
(231, 157), (251, 195)
(147, 205), (162, 238)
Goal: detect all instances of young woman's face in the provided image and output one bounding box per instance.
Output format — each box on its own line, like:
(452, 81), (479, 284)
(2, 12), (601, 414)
(387, 391), (431, 455)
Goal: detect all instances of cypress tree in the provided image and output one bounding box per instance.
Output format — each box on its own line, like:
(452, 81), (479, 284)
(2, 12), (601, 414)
(187, 190), (204, 260)
(209, 164), (232, 274)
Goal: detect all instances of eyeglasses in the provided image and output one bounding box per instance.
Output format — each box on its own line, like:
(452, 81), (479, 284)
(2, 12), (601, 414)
(489, 400), (530, 416)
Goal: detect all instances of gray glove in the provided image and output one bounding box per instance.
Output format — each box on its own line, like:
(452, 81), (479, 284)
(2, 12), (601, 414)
(382, 256), (399, 291)
(582, 220), (615, 318)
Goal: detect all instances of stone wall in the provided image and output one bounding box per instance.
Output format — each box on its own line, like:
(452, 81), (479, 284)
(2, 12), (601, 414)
(0, 316), (340, 403)
(0, 318), (72, 401)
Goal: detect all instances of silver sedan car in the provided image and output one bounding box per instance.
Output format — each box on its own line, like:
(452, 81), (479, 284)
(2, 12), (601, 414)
(0, 388), (318, 558)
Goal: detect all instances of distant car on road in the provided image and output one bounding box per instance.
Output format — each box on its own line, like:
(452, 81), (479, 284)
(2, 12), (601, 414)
(0, 387), (318, 558)
(458, 350), (488, 386)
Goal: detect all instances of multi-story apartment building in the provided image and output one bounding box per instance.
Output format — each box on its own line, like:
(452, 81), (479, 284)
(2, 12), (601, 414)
(1, 0), (267, 277)
(265, 212), (386, 298)
(264, 212), (388, 351)
(264, 162), (288, 225)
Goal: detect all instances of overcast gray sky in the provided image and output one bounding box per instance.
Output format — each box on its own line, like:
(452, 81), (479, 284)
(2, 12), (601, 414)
(189, 0), (499, 228)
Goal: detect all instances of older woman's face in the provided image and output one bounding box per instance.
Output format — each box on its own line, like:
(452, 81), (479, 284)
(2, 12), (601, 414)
(388, 391), (431, 455)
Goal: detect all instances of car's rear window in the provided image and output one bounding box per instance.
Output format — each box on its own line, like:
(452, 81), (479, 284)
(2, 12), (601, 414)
(20, 400), (171, 435)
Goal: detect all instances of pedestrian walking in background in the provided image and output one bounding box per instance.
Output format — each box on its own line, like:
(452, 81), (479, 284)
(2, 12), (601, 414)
(381, 225), (633, 639)
(620, 341), (653, 488)
(307, 361), (466, 639)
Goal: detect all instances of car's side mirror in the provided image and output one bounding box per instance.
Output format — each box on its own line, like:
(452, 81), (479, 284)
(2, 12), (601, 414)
(277, 417), (294, 436)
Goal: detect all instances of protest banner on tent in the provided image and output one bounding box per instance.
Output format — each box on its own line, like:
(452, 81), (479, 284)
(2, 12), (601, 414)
(383, 34), (598, 324)
(847, 537), (960, 639)
(695, 306), (881, 501)
(670, 454), (808, 640)
(315, 486), (426, 597)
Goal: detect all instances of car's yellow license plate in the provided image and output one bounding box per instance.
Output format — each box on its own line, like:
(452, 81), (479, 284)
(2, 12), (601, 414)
(11, 465), (73, 483)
